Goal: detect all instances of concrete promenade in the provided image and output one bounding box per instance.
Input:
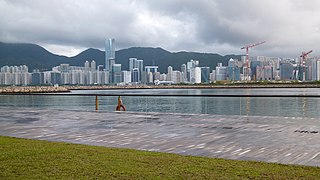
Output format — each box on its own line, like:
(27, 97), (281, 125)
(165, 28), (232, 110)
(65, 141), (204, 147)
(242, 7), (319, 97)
(0, 107), (319, 167)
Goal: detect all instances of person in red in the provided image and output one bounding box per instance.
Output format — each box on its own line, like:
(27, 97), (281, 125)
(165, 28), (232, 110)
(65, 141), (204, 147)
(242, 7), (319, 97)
(116, 96), (126, 111)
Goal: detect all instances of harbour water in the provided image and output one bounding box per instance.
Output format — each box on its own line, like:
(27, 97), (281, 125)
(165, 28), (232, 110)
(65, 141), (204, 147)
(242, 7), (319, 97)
(1, 88), (320, 118)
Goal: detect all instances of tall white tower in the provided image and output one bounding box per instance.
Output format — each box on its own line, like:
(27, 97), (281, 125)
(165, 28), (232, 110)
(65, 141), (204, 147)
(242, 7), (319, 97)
(105, 38), (115, 71)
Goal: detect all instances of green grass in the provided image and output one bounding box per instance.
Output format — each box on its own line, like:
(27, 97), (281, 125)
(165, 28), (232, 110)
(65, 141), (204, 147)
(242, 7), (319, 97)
(1, 136), (320, 179)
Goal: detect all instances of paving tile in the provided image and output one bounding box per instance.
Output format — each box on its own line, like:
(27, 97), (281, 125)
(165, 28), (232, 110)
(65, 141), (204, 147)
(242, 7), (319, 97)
(0, 107), (319, 167)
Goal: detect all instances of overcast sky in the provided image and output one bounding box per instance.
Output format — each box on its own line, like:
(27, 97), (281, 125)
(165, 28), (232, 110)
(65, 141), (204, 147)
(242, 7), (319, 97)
(1, 0), (320, 58)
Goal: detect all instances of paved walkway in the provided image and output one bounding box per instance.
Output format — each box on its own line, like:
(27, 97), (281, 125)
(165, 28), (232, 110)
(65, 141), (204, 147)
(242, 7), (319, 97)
(0, 107), (320, 167)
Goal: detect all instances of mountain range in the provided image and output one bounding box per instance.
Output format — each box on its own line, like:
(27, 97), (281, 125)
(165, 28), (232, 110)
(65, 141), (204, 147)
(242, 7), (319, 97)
(0, 42), (241, 73)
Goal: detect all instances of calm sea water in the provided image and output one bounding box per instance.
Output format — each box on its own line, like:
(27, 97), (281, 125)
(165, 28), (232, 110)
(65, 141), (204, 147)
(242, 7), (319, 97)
(1, 88), (320, 118)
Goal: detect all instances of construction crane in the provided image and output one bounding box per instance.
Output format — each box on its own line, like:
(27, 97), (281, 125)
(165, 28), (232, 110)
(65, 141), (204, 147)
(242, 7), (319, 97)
(300, 50), (313, 81)
(241, 41), (266, 80)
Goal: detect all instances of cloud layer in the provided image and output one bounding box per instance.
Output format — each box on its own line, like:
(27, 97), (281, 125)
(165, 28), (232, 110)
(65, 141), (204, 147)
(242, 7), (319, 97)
(1, 0), (320, 57)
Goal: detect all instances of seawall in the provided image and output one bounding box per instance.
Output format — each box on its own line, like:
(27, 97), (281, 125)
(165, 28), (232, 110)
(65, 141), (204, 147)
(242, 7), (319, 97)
(0, 86), (70, 93)
(1, 83), (320, 94)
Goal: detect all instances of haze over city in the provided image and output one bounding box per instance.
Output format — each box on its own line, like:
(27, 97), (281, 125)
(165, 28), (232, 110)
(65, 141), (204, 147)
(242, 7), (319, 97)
(1, 0), (320, 57)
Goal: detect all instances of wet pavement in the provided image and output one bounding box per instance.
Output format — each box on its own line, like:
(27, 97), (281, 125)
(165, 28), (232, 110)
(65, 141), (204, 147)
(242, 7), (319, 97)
(0, 107), (320, 167)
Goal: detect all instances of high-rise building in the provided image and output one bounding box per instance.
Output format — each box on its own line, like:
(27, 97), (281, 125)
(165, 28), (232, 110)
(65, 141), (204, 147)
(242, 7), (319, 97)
(147, 72), (154, 83)
(70, 70), (81, 84)
(167, 66), (173, 81)
(50, 72), (61, 85)
(0, 65), (31, 85)
(154, 72), (160, 81)
(145, 66), (158, 83)
(129, 58), (144, 83)
(91, 60), (96, 71)
(311, 58), (320, 81)
(216, 63), (227, 80)
(194, 67), (201, 83)
(88, 71), (95, 84)
(84, 61), (90, 71)
(181, 64), (187, 82)
(160, 73), (167, 81)
(105, 38), (115, 71)
(187, 59), (199, 82)
(200, 67), (210, 83)
(122, 71), (131, 84)
(171, 71), (182, 83)
(112, 64), (122, 84)
(316, 60), (320, 81)
(3, 72), (12, 85)
(280, 62), (295, 80)
(129, 58), (138, 71)
(132, 68), (140, 83)
(101, 71), (109, 84)
(96, 71), (102, 84)
(227, 58), (241, 81)
(61, 72), (70, 84)
(210, 70), (216, 82)
(251, 60), (262, 80)
(256, 66), (273, 80)
(264, 66), (273, 80)
(31, 71), (41, 85)
(14, 72), (21, 85)
(137, 60), (145, 83)
(20, 72), (30, 85)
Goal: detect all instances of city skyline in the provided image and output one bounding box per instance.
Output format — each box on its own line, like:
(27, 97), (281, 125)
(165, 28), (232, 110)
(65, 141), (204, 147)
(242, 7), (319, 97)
(1, 0), (320, 58)
(2, 53), (320, 86)
(0, 37), (319, 85)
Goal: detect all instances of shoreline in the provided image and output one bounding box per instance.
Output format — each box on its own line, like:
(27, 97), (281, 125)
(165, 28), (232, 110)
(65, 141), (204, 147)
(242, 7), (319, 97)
(0, 86), (70, 94)
(1, 84), (320, 93)
(68, 84), (320, 90)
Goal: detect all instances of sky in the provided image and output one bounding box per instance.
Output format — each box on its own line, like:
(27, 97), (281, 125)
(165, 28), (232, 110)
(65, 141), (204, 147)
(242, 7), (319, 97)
(1, 0), (320, 58)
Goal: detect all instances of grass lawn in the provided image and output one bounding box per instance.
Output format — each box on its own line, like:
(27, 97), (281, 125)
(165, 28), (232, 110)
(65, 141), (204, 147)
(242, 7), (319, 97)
(1, 136), (320, 179)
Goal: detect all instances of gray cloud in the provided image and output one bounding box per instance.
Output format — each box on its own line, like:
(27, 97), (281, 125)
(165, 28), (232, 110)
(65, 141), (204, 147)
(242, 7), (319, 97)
(1, 0), (320, 57)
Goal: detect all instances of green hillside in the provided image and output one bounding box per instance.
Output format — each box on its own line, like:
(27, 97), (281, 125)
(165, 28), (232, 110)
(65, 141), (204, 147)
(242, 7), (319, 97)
(0, 42), (241, 73)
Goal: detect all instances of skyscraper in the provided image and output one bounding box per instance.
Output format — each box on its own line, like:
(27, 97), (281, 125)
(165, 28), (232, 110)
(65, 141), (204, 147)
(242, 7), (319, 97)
(187, 60), (199, 82)
(91, 60), (96, 71)
(132, 68), (140, 83)
(112, 64), (122, 84)
(280, 62), (295, 80)
(137, 60), (145, 83)
(167, 66), (173, 81)
(216, 63), (227, 80)
(129, 58), (138, 71)
(84, 61), (90, 71)
(105, 38), (115, 71)
(129, 58), (144, 83)
(122, 70), (131, 84)
(200, 67), (210, 83)
(181, 64), (187, 82)
(316, 60), (320, 81)
(195, 67), (201, 83)
(227, 58), (241, 81)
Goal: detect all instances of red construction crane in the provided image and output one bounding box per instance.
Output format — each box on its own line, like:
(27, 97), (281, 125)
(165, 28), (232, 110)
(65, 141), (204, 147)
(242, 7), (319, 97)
(300, 50), (313, 66)
(300, 50), (312, 81)
(241, 41), (266, 80)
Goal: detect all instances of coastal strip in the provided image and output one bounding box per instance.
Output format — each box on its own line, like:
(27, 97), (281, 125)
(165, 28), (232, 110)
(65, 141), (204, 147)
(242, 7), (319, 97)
(67, 84), (320, 90)
(1, 83), (320, 94)
(0, 86), (70, 93)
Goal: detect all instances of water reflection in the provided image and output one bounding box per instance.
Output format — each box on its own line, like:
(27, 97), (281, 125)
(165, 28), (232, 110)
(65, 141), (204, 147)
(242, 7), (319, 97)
(1, 88), (320, 118)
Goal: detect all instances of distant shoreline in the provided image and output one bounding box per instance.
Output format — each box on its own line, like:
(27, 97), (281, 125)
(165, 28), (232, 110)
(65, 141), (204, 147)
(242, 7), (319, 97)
(68, 84), (320, 90)
(1, 84), (320, 93)
(0, 86), (70, 94)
